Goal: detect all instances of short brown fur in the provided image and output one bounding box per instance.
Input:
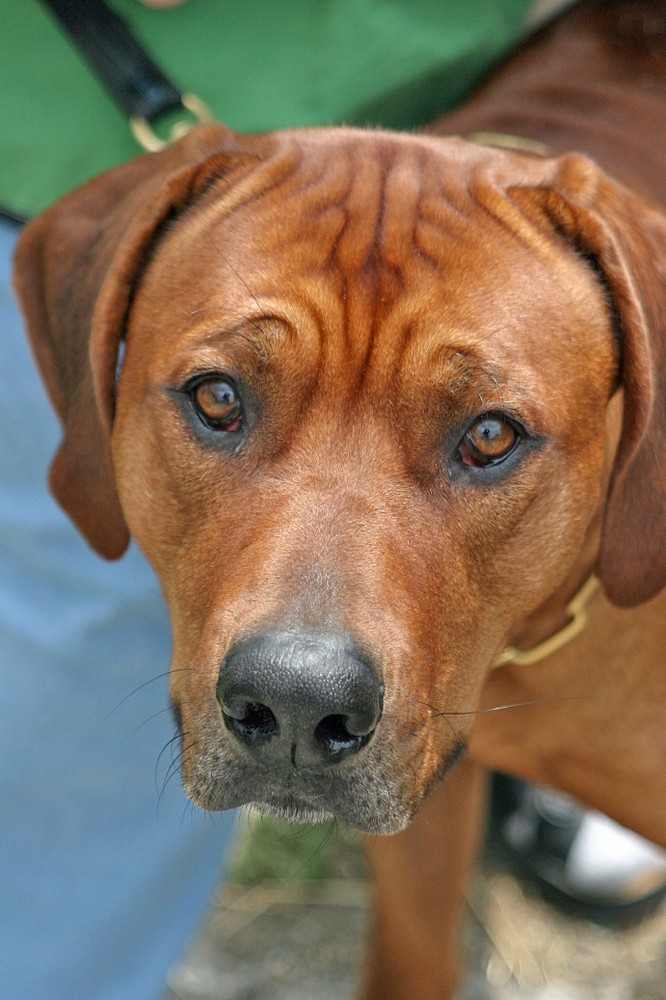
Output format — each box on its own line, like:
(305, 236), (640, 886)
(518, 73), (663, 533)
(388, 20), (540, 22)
(13, 1), (666, 996)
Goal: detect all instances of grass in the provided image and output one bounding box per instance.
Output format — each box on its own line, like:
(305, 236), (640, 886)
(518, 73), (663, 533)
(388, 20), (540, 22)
(228, 812), (367, 885)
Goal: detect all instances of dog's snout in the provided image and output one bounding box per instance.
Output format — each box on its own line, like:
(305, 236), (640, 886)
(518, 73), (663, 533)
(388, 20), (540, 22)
(217, 633), (384, 769)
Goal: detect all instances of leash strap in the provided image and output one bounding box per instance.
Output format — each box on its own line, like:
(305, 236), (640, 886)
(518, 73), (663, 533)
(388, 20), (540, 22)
(39, 0), (211, 150)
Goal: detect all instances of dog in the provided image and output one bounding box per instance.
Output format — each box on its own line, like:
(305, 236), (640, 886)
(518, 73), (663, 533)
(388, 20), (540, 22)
(13, 1), (666, 996)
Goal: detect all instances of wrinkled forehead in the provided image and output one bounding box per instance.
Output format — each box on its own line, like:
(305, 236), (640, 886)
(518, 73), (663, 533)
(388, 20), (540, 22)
(159, 131), (527, 269)
(131, 130), (614, 390)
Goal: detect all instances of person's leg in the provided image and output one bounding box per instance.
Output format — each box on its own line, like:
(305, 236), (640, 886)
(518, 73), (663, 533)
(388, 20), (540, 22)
(0, 216), (234, 1000)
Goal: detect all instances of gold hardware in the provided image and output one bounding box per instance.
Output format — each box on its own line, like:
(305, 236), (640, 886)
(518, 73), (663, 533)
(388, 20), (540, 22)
(492, 576), (600, 669)
(467, 131), (551, 158)
(130, 93), (213, 152)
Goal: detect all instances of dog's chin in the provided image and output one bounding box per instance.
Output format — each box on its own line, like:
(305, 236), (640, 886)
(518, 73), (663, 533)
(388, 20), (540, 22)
(251, 797), (335, 827)
(183, 735), (468, 835)
(188, 780), (416, 834)
(248, 793), (418, 835)
(184, 763), (418, 834)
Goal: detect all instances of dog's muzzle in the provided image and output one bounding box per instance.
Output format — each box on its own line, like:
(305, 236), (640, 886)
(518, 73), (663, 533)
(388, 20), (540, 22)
(182, 630), (456, 832)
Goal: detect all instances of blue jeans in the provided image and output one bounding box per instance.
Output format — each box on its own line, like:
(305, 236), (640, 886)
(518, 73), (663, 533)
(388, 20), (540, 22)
(0, 217), (235, 1000)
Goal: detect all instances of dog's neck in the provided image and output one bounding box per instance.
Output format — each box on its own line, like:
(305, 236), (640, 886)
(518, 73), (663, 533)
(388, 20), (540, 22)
(429, 0), (666, 210)
(492, 388), (623, 670)
(492, 473), (617, 671)
(492, 574), (599, 669)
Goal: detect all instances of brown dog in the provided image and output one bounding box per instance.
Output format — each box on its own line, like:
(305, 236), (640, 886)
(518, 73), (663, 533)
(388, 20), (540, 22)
(12, 1), (666, 997)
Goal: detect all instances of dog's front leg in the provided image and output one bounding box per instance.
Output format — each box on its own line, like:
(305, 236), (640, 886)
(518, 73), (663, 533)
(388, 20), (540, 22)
(361, 758), (487, 1000)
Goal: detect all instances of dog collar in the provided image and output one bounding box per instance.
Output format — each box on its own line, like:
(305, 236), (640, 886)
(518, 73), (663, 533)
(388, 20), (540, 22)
(466, 131), (551, 158)
(492, 576), (600, 669)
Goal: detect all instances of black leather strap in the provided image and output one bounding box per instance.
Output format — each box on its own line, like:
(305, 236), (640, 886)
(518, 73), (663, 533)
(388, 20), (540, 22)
(40, 0), (183, 123)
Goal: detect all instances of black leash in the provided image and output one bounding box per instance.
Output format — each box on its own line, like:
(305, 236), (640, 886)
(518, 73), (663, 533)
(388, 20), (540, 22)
(1, 1), (212, 222)
(39, 0), (211, 150)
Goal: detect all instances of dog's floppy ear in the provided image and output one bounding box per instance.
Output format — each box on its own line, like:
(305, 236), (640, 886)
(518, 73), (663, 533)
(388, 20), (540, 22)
(13, 124), (248, 559)
(512, 155), (666, 607)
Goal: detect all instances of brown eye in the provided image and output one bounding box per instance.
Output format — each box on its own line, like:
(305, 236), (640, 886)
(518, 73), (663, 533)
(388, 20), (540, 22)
(459, 414), (519, 467)
(192, 378), (243, 431)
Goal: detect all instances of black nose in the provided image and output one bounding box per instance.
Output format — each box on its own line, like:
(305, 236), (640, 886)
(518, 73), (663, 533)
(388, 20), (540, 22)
(217, 633), (383, 770)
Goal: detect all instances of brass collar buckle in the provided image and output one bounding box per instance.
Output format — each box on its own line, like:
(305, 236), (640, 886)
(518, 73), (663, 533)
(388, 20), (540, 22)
(466, 131), (551, 158)
(131, 93), (213, 152)
(492, 576), (600, 669)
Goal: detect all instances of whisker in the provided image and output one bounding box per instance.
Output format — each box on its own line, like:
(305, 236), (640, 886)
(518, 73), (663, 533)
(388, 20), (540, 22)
(155, 731), (183, 789)
(103, 671), (173, 721)
(133, 705), (176, 733)
(158, 739), (193, 808)
(211, 240), (265, 316)
(430, 693), (596, 719)
(104, 666), (193, 723)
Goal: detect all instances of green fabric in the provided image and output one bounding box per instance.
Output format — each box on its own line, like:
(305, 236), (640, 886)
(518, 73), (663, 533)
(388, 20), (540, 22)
(4, 0), (535, 218)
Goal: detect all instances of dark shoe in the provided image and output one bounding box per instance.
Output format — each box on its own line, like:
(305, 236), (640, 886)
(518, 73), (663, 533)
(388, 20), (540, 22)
(491, 776), (666, 914)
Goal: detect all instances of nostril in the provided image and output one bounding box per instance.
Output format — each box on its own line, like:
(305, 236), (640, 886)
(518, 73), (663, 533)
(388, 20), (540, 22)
(314, 713), (372, 761)
(218, 631), (384, 766)
(222, 700), (278, 746)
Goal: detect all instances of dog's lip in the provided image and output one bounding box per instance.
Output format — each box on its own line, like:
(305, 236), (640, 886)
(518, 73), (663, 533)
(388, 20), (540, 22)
(184, 744), (418, 833)
(191, 783), (410, 834)
(251, 795), (335, 827)
(248, 788), (415, 834)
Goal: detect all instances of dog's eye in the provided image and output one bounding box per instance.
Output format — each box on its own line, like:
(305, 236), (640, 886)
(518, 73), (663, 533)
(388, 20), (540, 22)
(191, 377), (243, 432)
(458, 413), (520, 467)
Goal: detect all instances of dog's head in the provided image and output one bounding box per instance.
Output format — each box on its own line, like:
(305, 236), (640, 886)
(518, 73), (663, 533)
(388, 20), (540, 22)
(14, 124), (666, 832)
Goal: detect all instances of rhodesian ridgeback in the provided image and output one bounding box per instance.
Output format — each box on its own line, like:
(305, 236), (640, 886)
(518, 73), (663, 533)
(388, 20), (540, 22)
(13, 1), (666, 996)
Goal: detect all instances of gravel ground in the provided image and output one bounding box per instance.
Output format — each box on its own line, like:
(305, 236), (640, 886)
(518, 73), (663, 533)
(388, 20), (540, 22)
(163, 814), (666, 1000)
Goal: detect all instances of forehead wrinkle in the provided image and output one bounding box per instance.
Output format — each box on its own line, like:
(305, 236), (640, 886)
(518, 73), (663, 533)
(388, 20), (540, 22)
(326, 146), (386, 280)
(401, 338), (521, 415)
(328, 148), (445, 385)
(443, 348), (500, 388)
(438, 352), (556, 427)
